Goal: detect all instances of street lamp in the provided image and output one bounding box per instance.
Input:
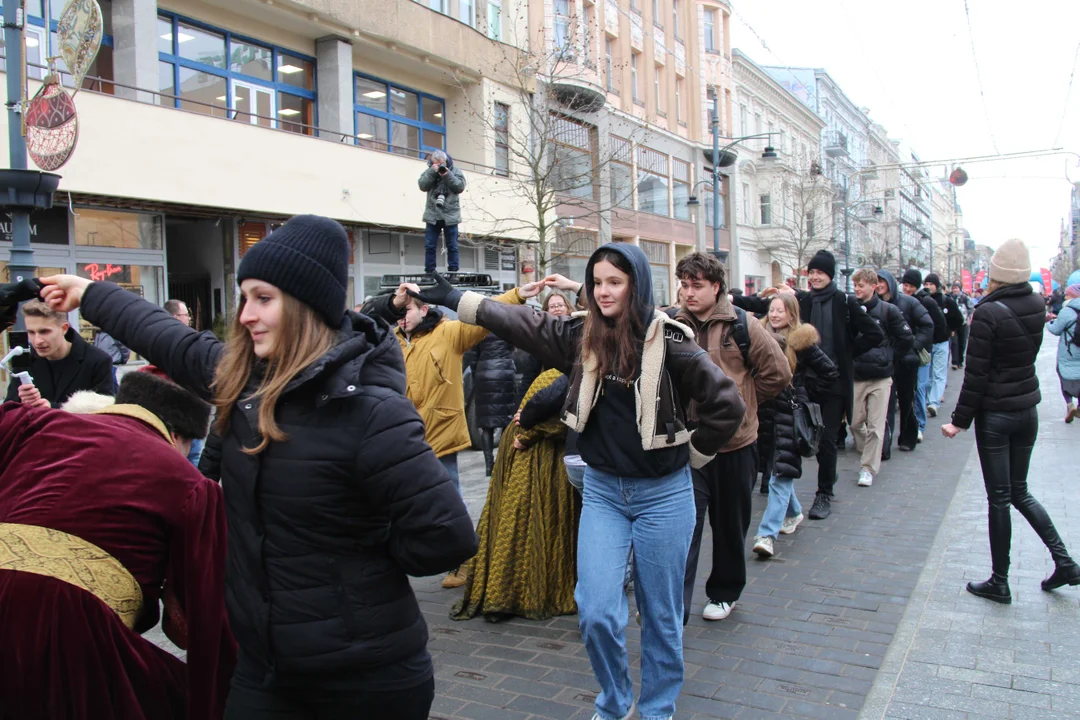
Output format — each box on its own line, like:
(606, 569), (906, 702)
(835, 176), (884, 291)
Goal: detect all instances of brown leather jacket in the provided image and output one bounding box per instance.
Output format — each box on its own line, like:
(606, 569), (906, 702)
(456, 292), (746, 468)
(676, 295), (792, 452)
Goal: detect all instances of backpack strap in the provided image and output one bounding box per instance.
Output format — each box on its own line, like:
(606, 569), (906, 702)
(731, 306), (756, 377)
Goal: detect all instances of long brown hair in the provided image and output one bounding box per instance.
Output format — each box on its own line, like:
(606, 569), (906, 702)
(582, 249), (645, 381)
(765, 293), (802, 372)
(212, 292), (337, 454)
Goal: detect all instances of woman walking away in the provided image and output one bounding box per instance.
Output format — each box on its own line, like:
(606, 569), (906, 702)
(942, 239), (1080, 602)
(39, 215), (478, 720)
(752, 293), (838, 559)
(405, 244), (745, 720)
(1048, 283), (1080, 423)
(452, 368), (580, 623)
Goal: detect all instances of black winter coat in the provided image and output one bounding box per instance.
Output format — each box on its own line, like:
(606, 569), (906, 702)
(853, 296), (914, 380)
(915, 288), (950, 344)
(79, 282), (478, 683)
(4, 327), (115, 406)
(734, 286), (883, 422)
(878, 270), (934, 364)
(472, 335), (517, 429)
(757, 324), (838, 480)
(951, 283), (1045, 429)
(933, 291), (965, 334)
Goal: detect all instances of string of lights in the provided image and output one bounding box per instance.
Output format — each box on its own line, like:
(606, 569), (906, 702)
(1052, 38), (1080, 149)
(962, 0), (1001, 154)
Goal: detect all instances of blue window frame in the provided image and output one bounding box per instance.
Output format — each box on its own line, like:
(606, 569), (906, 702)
(157, 12), (317, 135)
(354, 72), (445, 158)
(0, 1), (115, 85)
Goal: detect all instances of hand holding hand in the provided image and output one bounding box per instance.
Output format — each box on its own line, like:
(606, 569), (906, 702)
(38, 275), (91, 313)
(519, 280), (545, 299)
(406, 272), (463, 311)
(542, 274), (582, 293)
(513, 411), (521, 425)
(941, 423), (962, 438)
(393, 282), (421, 310)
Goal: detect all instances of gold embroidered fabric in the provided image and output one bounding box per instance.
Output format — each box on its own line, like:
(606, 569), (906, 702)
(0, 523), (144, 629)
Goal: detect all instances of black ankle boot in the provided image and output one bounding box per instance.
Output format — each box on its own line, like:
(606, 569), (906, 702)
(966, 575), (1012, 604)
(1042, 563), (1080, 591)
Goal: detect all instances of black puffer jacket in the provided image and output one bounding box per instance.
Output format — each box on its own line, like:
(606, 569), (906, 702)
(79, 282), (478, 683)
(758, 324), (838, 479)
(915, 288), (950, 344)
(472, 335), (517, 429)
(951, 282), (1044, 429)
(879, 270), (934, 364)
(853, 295), (914, 380)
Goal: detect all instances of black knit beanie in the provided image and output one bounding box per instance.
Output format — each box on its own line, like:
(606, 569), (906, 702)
(924, 273), (942, 291)
(237, 215), (349, 327)
(902, 269), (922, 288)
(807, 250), (836, 280)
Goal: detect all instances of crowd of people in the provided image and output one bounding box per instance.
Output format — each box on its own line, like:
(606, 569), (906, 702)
(1, 214), (1078, 720)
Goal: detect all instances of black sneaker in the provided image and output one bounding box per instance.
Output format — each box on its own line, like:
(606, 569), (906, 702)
(809, 493), (831, 520)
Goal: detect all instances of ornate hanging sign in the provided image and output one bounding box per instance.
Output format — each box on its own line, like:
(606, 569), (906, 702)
(56, 0), (104, 92)
(25, 79), (79, 171)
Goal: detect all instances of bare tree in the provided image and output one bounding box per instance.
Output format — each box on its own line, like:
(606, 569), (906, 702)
(447, 11), (649, 276)
(760, 165), (836, 287)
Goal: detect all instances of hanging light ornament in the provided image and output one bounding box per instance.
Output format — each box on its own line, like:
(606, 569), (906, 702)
(949, 166), (969, 187)
(56, 0), (104, 92)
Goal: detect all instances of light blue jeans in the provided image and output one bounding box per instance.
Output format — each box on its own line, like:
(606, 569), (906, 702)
(928, 341), (950, 408)
(916, 363), (930, 430)
(756, 475), (803, 539)
(186, 437), (204, 467)
(577, 465), (695, 720)
(439, 453), (460, 494)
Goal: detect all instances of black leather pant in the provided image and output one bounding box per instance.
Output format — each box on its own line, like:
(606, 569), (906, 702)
(975, 407), (1072, 578)
(480, 428), (496, 473)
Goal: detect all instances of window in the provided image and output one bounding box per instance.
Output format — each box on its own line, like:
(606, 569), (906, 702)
(554, 0), (572, 53)
(630, 0), (640, 12)
(428, 0), (446, 12)
(703, 8), (716, 52)
(637, 145), (670, 217)
(806, 210), (815, 238)
(488, 0), (502, 41)
(654, 65), (662, 112)
(631, 53), (640, 102)
(675, 77), (683, 122)
(610, 136), (634, 209)
(460, 0), (475, 26)
(755, 112), (762, 136)
(745, 275), (765, 295)
(550, 114), (595, 200)
(74, 208), (164, 250)
(760, 194), (772, 225)
(552, 231), (598, 283)
(3, 2), (115, 88)
(741, 182), (750, 223)
(653, 0), (660, 23)
(605, 38), (614, 91)
(494, 102), (509, 176)
(704, 182), (725, 228)
(641, 240), (670, 306)
(739, 104), (748, 136)
(673, 159), (690, 221)
(672, 0), (680, 38)
(157, 13), (316, 134)
(354, 74), (445, 157)
(584, 4), (595, 64)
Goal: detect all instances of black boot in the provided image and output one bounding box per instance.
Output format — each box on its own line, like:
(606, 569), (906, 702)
(480, 429), (495, 477)
(967, 574), (1012, 604)
(1042, 562), (1080, 591)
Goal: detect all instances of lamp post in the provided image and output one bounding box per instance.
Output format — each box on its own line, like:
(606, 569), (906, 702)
(688, 97), (778, 267)
(836, 176), (883, 291)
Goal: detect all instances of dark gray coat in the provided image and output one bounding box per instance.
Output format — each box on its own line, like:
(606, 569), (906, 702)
(472, 335), (517, 429)
(418, 156), (466, 225)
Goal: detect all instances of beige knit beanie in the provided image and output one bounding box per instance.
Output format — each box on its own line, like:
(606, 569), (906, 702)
(989, 239), (1030, 285)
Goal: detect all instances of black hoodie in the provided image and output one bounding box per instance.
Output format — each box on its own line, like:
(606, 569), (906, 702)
(578, 243), (690, 477)
(878, 269), (935, 364)
(915, 287), (950, 344)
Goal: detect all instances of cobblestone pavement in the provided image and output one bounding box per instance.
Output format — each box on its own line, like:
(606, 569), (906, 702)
(860, 337), (1080, 720)
(145, 331), (1080, 718)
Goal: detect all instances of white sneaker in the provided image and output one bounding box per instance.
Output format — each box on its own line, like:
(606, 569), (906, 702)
(780, 513), (804, 535)
(703, 600), (734, 621)
(753, 536), (775, 557)
(917, 430), (924, 443)
(591, 701), (636, 720)
(858, 469), (873, 487)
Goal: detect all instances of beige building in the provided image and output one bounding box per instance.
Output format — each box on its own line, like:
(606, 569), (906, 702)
(930, 181), (964, 283)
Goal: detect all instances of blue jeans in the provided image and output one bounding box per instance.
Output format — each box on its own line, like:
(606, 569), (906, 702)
(756, 475), (802, 539)
(577, 466), (695, 720)
(929, 341), (950, 408)
(187, 437), (204, 466)
(424, 221), (459, 273)
(564, 457), (586, 491)
(439, 453), (460, 495)
(916, 363), (930, 430)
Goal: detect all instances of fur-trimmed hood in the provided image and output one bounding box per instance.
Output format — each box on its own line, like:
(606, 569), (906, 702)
(61, 390), (116, 414)
(786, 323), (821, 352)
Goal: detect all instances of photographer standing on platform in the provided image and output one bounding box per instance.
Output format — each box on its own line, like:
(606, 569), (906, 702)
(419, 150), (466, 275)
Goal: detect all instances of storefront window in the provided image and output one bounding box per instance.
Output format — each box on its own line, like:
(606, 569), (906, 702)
(76, 263), (165, 304)
(74, 209), (163, 250)
(636, 146), (670, 217)
(640, 240), (670, 306)
(0, 206), (69, 244)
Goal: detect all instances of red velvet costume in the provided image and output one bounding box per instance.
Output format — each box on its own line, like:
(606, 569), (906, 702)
(0, 402), (236, 719)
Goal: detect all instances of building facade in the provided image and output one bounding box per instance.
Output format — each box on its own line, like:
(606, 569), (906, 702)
(930, 181), (964, 283)
(731, 50), (825, 292)
(1052, 182), (1080, 284)
(893, 143), (933, 273)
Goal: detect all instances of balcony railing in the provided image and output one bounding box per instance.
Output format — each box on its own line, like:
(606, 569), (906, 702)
(824, 130), (849, 158)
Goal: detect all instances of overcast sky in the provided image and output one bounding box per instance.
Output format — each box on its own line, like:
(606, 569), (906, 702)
(731, 0), (1080, 270)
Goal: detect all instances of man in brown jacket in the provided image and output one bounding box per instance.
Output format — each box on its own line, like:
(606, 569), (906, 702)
(677, 253), (791, 622)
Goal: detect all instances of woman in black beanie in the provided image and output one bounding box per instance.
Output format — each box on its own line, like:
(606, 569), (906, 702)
(39, 215), (478, 719)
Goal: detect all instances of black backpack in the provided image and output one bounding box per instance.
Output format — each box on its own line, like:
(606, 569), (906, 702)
(729, 306), (755, 377)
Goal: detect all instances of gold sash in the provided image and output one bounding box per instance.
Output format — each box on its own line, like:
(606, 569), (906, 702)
(0, 523), (144, 629)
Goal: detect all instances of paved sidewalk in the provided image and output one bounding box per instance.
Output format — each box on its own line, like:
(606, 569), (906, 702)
(420, 366), (981, 718)
(860, 337), (1080, 720)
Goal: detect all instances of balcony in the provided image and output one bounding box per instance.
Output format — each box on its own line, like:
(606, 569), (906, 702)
(824, 130), (849, 158)
(860, 160), (878, 179)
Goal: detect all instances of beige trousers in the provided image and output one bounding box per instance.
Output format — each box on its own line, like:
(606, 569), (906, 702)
(852, 377), (893, 476)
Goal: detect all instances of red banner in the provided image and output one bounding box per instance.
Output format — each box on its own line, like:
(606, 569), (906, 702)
(975, 270), (986, 288)
(961, 270), (973, 294)
(1041, 268), (1052, 296)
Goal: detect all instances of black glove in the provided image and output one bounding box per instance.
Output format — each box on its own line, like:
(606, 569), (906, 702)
(0, 278), (43, 331)
(406, 272), (463, 311)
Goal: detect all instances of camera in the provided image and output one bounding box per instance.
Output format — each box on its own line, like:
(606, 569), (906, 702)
(435, 193), (446, 208)
(437, 165), (448, 176)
